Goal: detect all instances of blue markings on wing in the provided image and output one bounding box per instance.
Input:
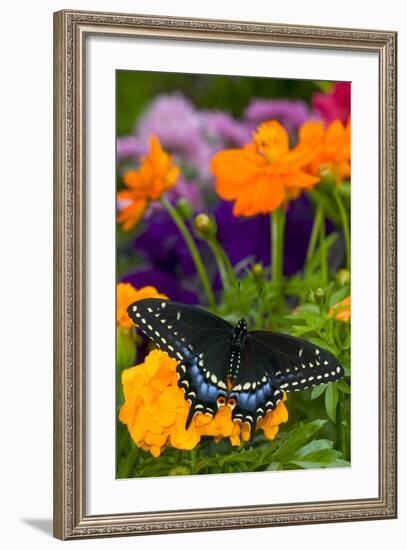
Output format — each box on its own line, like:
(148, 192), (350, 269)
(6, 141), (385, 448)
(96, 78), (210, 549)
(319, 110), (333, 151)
(196, 381), (218, 402)
(231, 378), (283, 424)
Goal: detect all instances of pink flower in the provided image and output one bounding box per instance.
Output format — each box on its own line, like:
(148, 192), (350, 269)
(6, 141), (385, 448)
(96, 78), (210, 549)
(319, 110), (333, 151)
(312, 82), (350, 125)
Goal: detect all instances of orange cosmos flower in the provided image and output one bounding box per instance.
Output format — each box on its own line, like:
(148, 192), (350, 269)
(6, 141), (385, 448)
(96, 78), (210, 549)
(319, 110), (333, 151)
(210, 120), (319, 217)
(119, 350), (288, 457)
(117, 135), (180, 231)
(117, 283), (168, 329)
(297, 119), (351, 183)
(329, 295), (351, 322)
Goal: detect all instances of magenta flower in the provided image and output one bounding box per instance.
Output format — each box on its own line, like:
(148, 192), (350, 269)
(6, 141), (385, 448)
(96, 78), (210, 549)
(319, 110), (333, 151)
(312, 82), (351, 124)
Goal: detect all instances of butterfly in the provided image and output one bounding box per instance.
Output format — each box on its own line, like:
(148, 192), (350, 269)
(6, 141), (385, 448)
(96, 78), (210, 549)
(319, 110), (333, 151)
(127, 298), (345, 442)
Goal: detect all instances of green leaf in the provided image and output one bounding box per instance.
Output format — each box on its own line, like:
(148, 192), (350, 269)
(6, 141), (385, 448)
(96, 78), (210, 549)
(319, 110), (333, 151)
(290, 325), (314, 337)
(311, 384), (327, 400)
(267, 462), (282, 471)
(272, 420), (326, 461)
(328, 287), (350, 308)
(291, 449), (350, 469)
(337, 379), (351, 394)
(325, 383), (339, 423)
(117, 328), (136, 372)
(297, 304), (320, 314)
(342, 333), (351, 349)
(293, 439), (333, 458)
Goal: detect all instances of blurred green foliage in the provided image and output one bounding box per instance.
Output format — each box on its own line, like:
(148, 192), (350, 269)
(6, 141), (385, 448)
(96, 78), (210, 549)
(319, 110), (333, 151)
(117, 70), (320, 135)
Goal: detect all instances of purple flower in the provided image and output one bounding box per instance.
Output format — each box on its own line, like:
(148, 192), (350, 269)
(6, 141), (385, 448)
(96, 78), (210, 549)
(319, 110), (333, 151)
(215, 201), (270, 268)
(200, 110), (251, 147)
(137, 94), (201, 155)
(244, 98), (314, 140)
(124, 94), (252, 182)
(132, 211), (195, 275)
(127, 211), (216, 304)
(136, 93), (212, 179)
(215, 196), (319, 276)
(116, 136), (145, 161)
(122, 269), (198, 304)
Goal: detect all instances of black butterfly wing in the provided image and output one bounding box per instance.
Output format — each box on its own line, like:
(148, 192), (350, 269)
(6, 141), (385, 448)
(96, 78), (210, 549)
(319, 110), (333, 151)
(229, 330), (344, 438)
(249, 331), (345, 390)
(127, 298), (233, 425)
(228, 338), (285, 436)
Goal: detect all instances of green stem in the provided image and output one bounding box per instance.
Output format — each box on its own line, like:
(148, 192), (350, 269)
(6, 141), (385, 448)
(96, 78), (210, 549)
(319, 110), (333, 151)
(207, 239), (231, 290)
(161, 196), (216, 309)
(337, 392), (345, 457)
(305, 205), (324, 272)
(333, 187), (351, 270)
(271, 207), (286, 294)
(190, 448), (197, 474)
(318, 205), (328, 286)
(338, 392), (350, 461)
(217, 244), (235, 281)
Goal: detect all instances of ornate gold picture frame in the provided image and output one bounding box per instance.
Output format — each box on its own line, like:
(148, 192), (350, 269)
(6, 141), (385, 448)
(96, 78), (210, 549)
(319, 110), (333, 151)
(53, 9), (397, 540)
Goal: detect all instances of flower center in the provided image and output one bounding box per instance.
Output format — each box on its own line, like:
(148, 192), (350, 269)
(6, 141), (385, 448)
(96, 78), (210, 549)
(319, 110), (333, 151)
(253, 121), (289, 163)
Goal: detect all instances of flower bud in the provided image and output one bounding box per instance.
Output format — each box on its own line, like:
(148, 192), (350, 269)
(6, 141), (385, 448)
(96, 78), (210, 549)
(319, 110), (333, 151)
(306, 288), (315, 303)
(194, 213), (217, 239)
(175, 197), (193, 220)
(319, 165), (337, 188)
(315, 287), (326, 305)
(252, 263), (264, 278)
(336, 268), (350, 286)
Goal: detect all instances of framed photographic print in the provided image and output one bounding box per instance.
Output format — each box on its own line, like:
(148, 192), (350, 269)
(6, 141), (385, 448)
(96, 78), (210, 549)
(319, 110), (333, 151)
(53, 9), (397, 540)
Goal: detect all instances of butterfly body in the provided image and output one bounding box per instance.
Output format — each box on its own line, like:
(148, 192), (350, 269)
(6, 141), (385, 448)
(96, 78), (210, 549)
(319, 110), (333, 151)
(227, 319), (247, 381)
(127, 298), (345, 441)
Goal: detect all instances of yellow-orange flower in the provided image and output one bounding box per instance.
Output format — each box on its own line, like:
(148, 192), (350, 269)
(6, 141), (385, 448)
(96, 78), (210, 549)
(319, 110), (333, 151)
(210, 120), (319, 217)
(117, 283), (168, 329)
(119, 350), (288, 457)
(297, 119), (350, 183)
(117, 135), (180, 231)
(329, 295), (351, 322)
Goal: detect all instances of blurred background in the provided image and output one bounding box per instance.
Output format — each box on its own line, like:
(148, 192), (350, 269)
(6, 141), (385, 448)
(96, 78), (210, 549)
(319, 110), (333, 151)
(116, 70), (349, 303)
